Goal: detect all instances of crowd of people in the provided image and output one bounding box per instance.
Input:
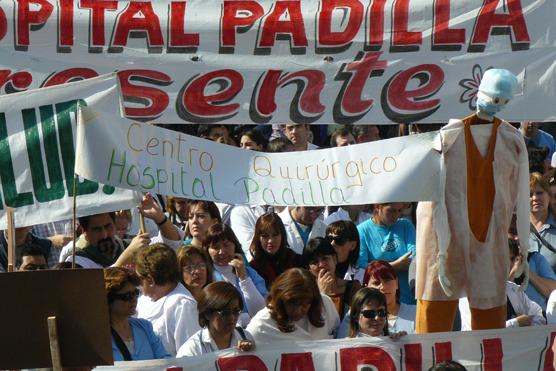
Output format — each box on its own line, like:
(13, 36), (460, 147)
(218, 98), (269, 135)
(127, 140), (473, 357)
(2, 121), (556, 370)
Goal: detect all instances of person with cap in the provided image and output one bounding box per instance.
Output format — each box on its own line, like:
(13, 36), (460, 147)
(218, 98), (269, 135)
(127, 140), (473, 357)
(415, 68), (530, 333)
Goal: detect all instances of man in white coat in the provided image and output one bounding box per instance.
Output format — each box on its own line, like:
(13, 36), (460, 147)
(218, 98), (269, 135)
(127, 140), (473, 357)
(279, 206), (326, 255)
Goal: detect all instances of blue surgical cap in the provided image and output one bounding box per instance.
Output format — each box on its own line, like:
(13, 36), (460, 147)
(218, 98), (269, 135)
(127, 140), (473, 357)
(478, 69), (518, 101)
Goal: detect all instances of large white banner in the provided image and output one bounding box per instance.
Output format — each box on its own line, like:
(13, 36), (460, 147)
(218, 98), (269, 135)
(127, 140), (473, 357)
(0, 0), (555, 124)
(95, 326), (556, 371)
(0, 74), (141, 229)
(75, 104), (441, 206)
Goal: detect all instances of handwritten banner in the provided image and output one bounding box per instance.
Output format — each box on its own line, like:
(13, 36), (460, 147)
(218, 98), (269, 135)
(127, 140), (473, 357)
(94, 325), (556, 371)
(0, 74), (141, 229)
(0, 0), (555, 124)
(75, 101), (440, 206)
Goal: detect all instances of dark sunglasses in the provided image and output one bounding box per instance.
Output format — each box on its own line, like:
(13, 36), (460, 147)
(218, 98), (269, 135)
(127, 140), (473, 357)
(112, 289), (140, 302)
(214, 308), (242, 318)
(327, 235), (348, 245)
(360, 309), (387, 319)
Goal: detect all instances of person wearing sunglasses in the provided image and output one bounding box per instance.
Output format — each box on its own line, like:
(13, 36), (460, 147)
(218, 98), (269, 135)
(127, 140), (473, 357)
(104, 267), (171, 361)
(177, 282), (255, 357)
(326, 221), (363, 283)
(348, 287), (406, 341)
(177, 245), (213, 301)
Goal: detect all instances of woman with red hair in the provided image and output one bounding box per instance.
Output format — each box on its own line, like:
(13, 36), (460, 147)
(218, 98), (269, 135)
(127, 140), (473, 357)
(363, 260), (415, 334)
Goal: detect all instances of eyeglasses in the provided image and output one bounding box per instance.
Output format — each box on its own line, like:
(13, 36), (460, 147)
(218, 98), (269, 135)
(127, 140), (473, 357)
(327, 235), (348, 245)
(213, 308), (242, 318)
(112, 289), (140, 302)
(183, 263), (207, 273)
(360, 309), (387, 319)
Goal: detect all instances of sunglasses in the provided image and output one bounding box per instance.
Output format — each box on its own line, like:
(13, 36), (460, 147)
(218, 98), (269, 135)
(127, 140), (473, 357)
(360, 309), (387, 319)
(213, 308), (242, 318)
(112, 289), (140, 302)
(327, 235), (348, 245)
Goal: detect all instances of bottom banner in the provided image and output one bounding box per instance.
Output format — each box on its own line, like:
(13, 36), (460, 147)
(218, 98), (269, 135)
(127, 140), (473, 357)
(95, 325), (556, 371)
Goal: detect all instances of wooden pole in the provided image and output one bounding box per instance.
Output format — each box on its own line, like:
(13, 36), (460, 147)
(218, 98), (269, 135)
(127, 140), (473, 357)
(47, 316), (63, 371)
(139, 214), (146, 234)
(72, 174), (77, 269)
(6, 208), (15, 272)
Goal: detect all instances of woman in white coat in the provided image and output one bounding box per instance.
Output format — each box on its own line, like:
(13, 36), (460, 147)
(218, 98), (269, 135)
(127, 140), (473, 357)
(135, 244), (200, 356)
(246, 268), (340, 344)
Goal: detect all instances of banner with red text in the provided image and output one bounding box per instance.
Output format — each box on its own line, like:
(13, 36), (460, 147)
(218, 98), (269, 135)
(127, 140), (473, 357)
(0, 0), (555, 124)
(0, 74), (141, 229)
(75, 100), (441, 206)
(95, 326), (556, 371)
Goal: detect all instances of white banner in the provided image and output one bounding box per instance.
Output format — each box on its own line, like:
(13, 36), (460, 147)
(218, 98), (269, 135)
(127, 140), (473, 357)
(95, 326), (556, 371)
(0, 74), (141, 229)
(0, 0), (555, 124)
(75, 105), (440, 206)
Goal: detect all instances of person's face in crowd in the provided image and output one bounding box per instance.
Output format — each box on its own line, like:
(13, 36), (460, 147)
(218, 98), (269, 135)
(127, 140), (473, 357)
(521, 121), (539, 138)
(375, 203), (404, 226)
(182, 254), (208, 291)
(368, 125), (380, 142)
(327, 233), (356, 264)
(207, 298), (241, 336)
(358, 300), (387, 336)
(293, 206), (324, 226)
(308, 254), (337, 277)
(85, 214), (117, 257)
(110, 283), (139, 318)
(530, 184), (550, 213)
(208, 239), (236, 267)
(335, 133), (356, 147)
(367, 276), (398, 307)
(209, 127), (230, 142)
(188, 204), (217, 239)
(114, 216), (131, 239)
(284, 297), (312, 322)
(174, 198), (188, 219)
(240, 135), (263, 151)
(259, 228), (282, 256)
(284, 124), (309, 148)
(19, 255), (48, 271)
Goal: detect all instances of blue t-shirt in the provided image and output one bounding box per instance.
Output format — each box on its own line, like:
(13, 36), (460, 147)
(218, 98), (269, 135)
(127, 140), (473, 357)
(526, 129), (556, 161)
(357, 218), (416, 304)
(524, 252), (556, 311)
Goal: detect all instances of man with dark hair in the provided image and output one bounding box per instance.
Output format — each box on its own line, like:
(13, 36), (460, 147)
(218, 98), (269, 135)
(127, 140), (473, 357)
(18, 243), (49, 271)
(197, 124), (233, 143)
(59, 194), (183, 268)
(330, 126), (356, 147)
(284, 124), (318, 151)
(352, 124), (380, 143)
(0, 226), (54, 272)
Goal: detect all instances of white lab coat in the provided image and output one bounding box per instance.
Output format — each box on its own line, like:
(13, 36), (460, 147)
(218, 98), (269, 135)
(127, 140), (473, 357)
(278, 208), (326, 255)
(246, 294), (340, 344)
(229, 205), (266, 258)
(176, 327), (254, 357)
(136, 283), (200, 356)
(458, 281), (546, 330)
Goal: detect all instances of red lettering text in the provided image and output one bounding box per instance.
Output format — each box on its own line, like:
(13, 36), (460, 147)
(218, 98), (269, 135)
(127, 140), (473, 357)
(58, 0), (74, 48)
(252, 69), (326, 123)
(221, 1), (264, 48)
(0, 69), (33, 94)
(177, 69), (243, 123)
(432, 0), (465, 50)
(366, 0), (387, 48)
(111, 1), (164, 50)
(470, 0), (530, 52)
(168, 2), (199, 50)
(258, 1), (308, 50)
(217, 355), (268, 371)
(118, 69), (172, 121)
(42, 67), (98, 87)
(392, 0), (422, 51)
(318, 0), (363, 48)
(340, 346), (396, 371)
(15, 0), (54, 48)
(404, 343), (423, 371)
(79, 0), (118, 47)
(280, 352), (316, 371)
